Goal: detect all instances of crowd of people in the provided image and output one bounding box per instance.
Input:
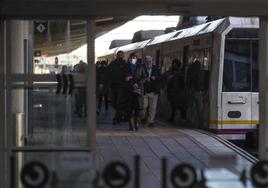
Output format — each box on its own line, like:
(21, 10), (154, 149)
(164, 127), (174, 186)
(55, 50), (204, 129)
(96, 50), (185, 131)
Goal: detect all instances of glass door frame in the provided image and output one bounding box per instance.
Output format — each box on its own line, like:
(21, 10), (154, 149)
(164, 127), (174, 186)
(0, 19), (96, 188)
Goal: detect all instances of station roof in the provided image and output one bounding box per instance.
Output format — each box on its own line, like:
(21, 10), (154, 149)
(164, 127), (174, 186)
(34, 16), (133, 56)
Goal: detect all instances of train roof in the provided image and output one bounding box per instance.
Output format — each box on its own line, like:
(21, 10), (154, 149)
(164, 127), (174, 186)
(145, 32), (177, 46)
(99, 47), (118, 57)
(116, 39), (150, 52)
(147, 18), (225, 46)
(173, 18), (225, 39)
(98, 17), (259, 58)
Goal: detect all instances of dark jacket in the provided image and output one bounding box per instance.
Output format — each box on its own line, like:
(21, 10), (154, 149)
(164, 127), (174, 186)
(125, 62), (146, 87)
(96, 66), (109, 95)
(116, 62), (145, 113)
(143, 65), (160, 94)
(74, 62), (87, 73)
(107, 58), (128, 89)
(173, 69), (187, 108)
(187, 60), (209, 91)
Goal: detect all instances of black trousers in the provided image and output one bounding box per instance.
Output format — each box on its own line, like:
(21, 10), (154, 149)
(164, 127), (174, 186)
(97, 94), (108, 111)
(76, 87), (87, 117)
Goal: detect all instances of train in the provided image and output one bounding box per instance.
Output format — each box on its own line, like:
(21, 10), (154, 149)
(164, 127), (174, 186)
(97, 17), (259, 140)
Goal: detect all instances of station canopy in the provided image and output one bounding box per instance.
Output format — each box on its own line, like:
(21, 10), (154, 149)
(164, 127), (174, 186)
(34, 16), (133, 56)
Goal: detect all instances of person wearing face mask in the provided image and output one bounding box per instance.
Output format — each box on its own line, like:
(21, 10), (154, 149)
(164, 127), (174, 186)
(107, 50), (128, 125)
(116, 53), (146, 131)
(127, 53), (146, 130)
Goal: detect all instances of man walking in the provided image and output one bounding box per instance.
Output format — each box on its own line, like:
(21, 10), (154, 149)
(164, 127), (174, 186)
(107, 51), (128, 124)
(142, 56), (160, 127)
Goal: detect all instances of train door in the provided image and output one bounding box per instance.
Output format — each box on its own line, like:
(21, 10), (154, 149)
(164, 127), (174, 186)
(186, 49), (210, 128)
(222, 39), (253, 139)
(1, 20), (95, 188)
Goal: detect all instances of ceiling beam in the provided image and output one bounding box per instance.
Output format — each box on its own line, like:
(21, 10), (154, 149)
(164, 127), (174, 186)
(2, 1), (268, 18)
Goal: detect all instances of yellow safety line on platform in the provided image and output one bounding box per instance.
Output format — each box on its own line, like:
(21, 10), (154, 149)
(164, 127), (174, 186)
(210, 120), (259, 125)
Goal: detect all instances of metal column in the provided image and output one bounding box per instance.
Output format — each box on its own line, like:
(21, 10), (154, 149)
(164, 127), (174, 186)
(0, 20), (6, 188)
(259, 17), (268, 159)
(86, 19), (96, 165)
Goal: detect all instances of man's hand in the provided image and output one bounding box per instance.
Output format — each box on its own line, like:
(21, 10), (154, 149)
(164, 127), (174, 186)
(133, 83), (139, 89)
(151, 76), (156, 80)
(126, 76), (133, 81)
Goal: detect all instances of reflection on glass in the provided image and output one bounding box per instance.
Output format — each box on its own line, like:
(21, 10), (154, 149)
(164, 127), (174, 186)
(6, 20), (90, 188)
(15, 152), (92, 188)
(33, 20), (87, 75)
(12, 87), (88, 147)
(8, 20), (88, 147)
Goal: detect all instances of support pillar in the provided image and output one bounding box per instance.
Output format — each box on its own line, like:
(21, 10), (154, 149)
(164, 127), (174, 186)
(6, 20), (30, 188)
(86, 19), (96, 166)
(259, 17), (268, 159)
(0, 20), (6, 188)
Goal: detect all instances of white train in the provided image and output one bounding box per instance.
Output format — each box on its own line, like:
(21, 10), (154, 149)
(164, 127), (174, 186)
(98, 17), (259, 140)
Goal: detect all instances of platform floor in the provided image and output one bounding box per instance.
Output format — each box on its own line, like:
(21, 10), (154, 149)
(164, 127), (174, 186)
(25, 92), (257, 187)
(96, 112), (256, 188)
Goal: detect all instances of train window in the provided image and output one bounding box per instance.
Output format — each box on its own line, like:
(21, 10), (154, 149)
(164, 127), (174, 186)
(234, 61), (251, 91)
(223, 60), (234, 91)
(172, 31), (182, 39)
(199, 23), (211, 33)
(224, 29), (259, 92)
(223, 59), (250, 92)
(226, 28), (258, 39)
(188, 49), (210, 70)
(188, 51), (203, 64)
(224, 39), (251, 92)
(203, 49), (210, 70)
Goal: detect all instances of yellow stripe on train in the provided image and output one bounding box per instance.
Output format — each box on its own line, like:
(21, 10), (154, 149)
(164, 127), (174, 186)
(210, 120), (259, 125)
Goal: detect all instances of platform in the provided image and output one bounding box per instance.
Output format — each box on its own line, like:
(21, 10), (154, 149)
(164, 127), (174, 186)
(96, 112), (257, 188)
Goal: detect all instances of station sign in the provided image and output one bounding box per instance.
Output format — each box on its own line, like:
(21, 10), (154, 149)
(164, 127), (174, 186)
(34, 21), (48, 35)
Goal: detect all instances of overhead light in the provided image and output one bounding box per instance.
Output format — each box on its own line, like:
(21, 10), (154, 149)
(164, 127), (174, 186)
(168, 5), (191, 14)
